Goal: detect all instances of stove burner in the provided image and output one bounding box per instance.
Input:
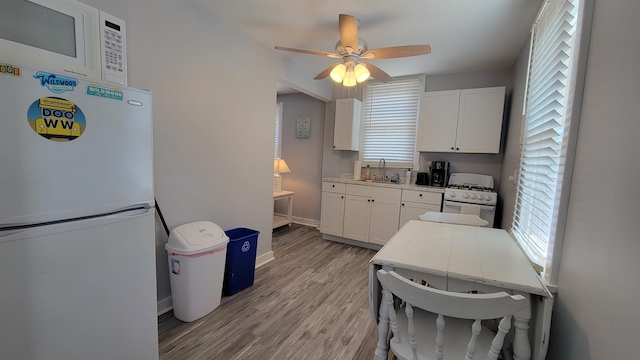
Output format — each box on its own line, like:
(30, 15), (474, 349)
(446, 184), (495, 192)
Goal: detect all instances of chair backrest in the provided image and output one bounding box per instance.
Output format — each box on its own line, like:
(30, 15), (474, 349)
(377, 269), (527, 360)
(418, 211), (489, 227)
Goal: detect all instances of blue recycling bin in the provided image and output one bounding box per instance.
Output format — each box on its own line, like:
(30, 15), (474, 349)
(223, 228), (259, 296)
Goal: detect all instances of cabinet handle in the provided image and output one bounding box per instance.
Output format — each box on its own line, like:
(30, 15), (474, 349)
(371, 199), (375, 203)
(368, 199), (371, 202)
(456, 147), (459, 150)
(402, 203), (405, 206)
(341, 196), (344, 199)
(419, 193), (423, 197)
(332, 184), (335, 187)
(451, 147), (454, 150)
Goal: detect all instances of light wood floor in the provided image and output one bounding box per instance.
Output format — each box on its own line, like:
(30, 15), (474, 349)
(158, 224), (383, 360)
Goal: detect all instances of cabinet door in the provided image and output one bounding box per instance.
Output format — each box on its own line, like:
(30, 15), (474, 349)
(320, 192), (345, 237)
(334, 98), (361, 151)
(456, 87), (505, 153)
(399, 202), (441, 229)
(343, 195), (370, 242)
(416, 90), (460, 152)
(368, 198), (401, 246)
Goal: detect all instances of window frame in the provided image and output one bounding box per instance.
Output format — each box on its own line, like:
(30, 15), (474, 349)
(511, 0), (593, 285)
(359, 76), (423, 170)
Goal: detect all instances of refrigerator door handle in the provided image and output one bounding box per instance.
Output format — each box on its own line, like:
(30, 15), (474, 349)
(0, 204), (153, 233)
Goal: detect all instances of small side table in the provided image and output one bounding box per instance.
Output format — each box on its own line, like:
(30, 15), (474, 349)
(273, 190), (295, 229)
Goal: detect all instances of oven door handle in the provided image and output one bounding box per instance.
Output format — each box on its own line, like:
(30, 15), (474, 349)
(443, 200), (495, 211)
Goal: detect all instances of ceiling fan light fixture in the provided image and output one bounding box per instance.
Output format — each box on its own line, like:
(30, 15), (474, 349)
(354, 63), (370, 83)
(343, 66), (356, 87)
(330, 63), (346, 82)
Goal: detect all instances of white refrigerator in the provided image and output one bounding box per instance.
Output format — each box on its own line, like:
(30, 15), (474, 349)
(0, 62), (158, 359)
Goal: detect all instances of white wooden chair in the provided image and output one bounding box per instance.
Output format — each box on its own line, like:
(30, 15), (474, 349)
(418, 211), (488, 227)
(374, 269), (527, 360)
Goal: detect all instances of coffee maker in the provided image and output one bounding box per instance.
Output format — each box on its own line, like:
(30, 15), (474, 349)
(431, 161), (449, 187)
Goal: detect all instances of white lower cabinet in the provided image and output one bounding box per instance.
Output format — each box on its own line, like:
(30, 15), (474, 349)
(399, 190), (443, 228)
(320, 182), (346, 237)
(342, 184), (401, 246)
(320, 181), (444, 248)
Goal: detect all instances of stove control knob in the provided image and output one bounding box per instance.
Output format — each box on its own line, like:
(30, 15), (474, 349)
(471, 194), (477, 200)
(486, 195), (492, 202)
(449, 192), (456, 198)
(478, 195), (485, 201)
(463, 194), (469, 199)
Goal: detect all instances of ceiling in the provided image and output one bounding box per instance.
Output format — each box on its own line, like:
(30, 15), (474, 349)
(196, 0), (543, 93)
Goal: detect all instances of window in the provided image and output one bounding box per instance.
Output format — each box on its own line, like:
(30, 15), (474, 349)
(511, 0), (590, 284)
(361, 77), (422, 168)
(274, 102), (283, 159)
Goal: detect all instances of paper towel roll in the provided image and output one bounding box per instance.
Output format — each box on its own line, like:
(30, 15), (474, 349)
(353, 161), (362, 180)
(460, 204), (481, 216)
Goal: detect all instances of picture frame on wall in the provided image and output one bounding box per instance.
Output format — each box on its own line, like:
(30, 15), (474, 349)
(296, 117), (311, 138)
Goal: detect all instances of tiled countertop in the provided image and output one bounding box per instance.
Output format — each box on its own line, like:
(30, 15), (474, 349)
(323, 177), (445, 193)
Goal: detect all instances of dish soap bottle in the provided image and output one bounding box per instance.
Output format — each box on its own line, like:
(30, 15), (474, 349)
(364, 165), (371, 181)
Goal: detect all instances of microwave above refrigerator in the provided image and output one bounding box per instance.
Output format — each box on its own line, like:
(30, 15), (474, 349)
(0, 0), (128, 85)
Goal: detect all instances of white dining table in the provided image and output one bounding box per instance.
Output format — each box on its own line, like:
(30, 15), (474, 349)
(369, 220), (553, 360)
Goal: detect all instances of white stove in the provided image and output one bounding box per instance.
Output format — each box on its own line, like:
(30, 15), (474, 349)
(443, 173), (497, 227)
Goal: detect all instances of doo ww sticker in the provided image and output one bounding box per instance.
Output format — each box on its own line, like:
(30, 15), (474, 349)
(33, 72), (78, 94)
(27, 97), (86, 142)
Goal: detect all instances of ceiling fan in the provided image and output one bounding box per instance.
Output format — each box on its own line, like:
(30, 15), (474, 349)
(275, 14), (431, 87)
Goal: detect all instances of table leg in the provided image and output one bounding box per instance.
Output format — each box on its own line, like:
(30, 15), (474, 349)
(513, 292), (532, 360)
(374, 287), (390, 360)
(287, 195), (293, 227)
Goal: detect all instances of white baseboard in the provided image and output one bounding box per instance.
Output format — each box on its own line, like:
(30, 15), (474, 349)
(157, 295), (173, 316)
(292, 216), (319, 228)
(255, 250), (274, 268)
(323, 233), (382, 251)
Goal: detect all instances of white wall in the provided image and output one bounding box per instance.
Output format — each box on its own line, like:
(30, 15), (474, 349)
(547, 1), (640, 358)
(501, 1), (640, 358)
(83, 0), (333, 306)
(276, 93), (326, 225)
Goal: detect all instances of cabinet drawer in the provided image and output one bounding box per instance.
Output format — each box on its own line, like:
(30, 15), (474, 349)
(323, 182), (346, 193)
(346, 184), (401, 200)
(402, 190), (442, 205)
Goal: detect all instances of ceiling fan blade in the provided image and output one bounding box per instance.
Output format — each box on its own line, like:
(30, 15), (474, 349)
(314, 62), (342, 80)
(361, 45), (432, 60)
(339, 14), (358, 51)
(274, 46), (340, 58)
(364, 62), (393, 83)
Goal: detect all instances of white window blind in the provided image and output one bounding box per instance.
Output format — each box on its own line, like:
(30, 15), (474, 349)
(274, 102), (283, 159)
(511, 0), (583, 280)
(361, 78), (421, 167)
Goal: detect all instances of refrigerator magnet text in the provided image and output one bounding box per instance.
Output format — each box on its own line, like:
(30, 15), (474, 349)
(86, 84), (123, 101)
(32, 71), (78, 94)
(27, 97), (86, 142)
(0, 63), (21, 77)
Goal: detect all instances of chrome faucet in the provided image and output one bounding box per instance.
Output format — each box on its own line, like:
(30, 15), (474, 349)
(378, 158), (386, 180)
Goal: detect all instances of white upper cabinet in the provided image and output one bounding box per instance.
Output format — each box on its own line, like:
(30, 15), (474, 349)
(333, 98), (361, 151)
(416, 86), (506, 153)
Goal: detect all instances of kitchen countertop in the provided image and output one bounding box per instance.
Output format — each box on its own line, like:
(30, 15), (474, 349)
(323, 177), (445, 193)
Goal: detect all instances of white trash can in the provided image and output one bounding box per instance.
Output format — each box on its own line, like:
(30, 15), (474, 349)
(165, 221), (229, 322)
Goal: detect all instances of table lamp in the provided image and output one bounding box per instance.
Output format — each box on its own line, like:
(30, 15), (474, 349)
(273, 158), (291, 192)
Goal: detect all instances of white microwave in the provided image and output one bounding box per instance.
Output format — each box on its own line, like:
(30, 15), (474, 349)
(0, 0), (127, 85)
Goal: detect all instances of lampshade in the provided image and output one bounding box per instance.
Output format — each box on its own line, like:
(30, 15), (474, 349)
(273, 158), (291, 175)
(330, 63), (346, 82)
(343, 66), (356, 87)
(354, 63), (370, 82)
(329, 62), (370, 86)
